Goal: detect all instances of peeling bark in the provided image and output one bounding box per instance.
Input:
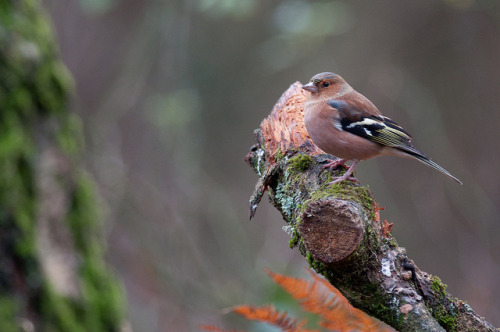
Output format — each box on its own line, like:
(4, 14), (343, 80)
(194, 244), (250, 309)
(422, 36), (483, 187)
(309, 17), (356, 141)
(246, 83), (496, 331)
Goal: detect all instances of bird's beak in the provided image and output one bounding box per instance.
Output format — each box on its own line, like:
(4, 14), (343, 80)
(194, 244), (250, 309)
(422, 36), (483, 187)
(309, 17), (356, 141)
(302, 82), (318, 93)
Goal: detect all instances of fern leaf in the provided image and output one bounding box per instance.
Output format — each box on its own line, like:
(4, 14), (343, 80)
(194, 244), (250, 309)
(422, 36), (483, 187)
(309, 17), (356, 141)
(231, 304), (316, 332)
(198, 324), (244, 332)
(267, 269), (395, 332)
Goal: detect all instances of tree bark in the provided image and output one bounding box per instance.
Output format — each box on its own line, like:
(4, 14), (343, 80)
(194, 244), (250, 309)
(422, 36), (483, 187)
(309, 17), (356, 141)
(246, 82), (496, 331)
(0, 1), (125, 331)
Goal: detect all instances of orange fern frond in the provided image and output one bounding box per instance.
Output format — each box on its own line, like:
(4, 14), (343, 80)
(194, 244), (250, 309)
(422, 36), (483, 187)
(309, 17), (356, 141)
(266, 268), (395, 332)
(265, 268), (316, 301)
(310, 271), (395, 332)
(310, 270), (350, 307)
(265, 268), (348, 330)
(230, 304), (316, 332)
(198, 324), (244, 332)
(204, 269), (394, 332)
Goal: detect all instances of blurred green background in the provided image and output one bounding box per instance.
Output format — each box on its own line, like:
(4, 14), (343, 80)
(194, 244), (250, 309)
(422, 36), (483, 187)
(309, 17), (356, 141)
(42, 0), (500, 330)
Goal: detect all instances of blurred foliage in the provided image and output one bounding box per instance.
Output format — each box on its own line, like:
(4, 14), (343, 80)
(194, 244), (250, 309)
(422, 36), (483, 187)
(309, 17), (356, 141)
(0, 0), (124, 330)
(272, 1), (353, 37)
(77, 0), (117, 14)
(146, 89), (201, 141)
(196, 0), (257, 19)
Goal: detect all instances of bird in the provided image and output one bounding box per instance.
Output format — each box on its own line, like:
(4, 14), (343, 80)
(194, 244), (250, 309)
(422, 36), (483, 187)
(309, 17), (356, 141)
(301, 72), (462, 185)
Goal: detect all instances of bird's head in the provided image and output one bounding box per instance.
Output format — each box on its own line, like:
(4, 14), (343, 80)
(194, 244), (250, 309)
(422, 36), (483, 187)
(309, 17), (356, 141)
(302, 72), (348, 97)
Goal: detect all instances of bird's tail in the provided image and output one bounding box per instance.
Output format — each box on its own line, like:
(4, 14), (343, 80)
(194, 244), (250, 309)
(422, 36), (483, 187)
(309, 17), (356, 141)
(401, 148), (463, 185)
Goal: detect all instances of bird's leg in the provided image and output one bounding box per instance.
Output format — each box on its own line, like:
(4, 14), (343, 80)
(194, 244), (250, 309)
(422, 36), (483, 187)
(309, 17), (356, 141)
(323, 158), (348, 170)
(328, 159), (359, 184)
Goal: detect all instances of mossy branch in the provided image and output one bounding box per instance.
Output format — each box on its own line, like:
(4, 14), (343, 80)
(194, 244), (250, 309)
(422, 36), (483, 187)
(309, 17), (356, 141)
(246, 83), (496, 332)
(0, 1), (125, 331)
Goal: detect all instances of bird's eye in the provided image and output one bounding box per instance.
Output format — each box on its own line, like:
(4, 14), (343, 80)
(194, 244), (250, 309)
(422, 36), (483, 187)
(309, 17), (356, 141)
(322, 82), (330, 88)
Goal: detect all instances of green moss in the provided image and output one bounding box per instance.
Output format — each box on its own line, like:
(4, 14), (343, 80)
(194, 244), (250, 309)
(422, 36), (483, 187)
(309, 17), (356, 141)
(306, 181), (375, 218)
(79, 259), (125, 331)
(288, 153), (312, 172)
(306, 251), (315, 266)
(365, 224), (382, 252)
(357, 286), (405, 328)
(288, 228), (300, 248)
(0, 0), (124, 330)
(66, 173), (125, 330)
(274, 148), (285, 162)
(317, 265), (403, 328)
(384, 236), (398, 248)
(0, 297), (22, 332)
(56, 113), (84, 157)
(369, 301), (394, 323)
(40, 285), (85, 332)
(433, 305), (457, 332)
(431, 275), (447, 299)
(429, 276), (457, 330)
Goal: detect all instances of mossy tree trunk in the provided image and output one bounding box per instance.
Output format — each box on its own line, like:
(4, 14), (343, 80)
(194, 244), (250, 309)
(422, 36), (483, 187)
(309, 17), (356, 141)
(246, 82), (496, 331)
(0, 1), (125, 331)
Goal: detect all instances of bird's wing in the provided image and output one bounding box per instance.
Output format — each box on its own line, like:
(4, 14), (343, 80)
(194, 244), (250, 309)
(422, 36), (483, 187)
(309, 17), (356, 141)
(327, 99), (463, 185)
(327, 99), (418, 154)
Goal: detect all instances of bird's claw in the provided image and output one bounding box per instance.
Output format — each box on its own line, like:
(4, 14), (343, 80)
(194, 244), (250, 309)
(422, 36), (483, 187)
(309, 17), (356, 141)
(326, 159), (359, 184)
(322, 158), (348, 170)
(328, 175), (359, 185)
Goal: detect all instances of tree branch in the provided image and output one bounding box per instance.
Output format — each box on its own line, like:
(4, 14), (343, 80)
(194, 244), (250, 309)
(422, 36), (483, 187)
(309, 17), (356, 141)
(246, 82), (496, 331)
(0, 1), (125, 330)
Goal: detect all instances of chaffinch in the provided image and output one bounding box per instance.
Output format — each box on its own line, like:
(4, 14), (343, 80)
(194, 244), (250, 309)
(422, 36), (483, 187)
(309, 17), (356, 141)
(302, 72), (462, 185)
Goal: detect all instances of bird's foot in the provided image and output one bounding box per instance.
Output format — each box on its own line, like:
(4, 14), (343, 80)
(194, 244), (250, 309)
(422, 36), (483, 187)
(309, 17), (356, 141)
(328, 174), (359, 185)
(327, 159), (359, 185)
(323, 158), (348, 170)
